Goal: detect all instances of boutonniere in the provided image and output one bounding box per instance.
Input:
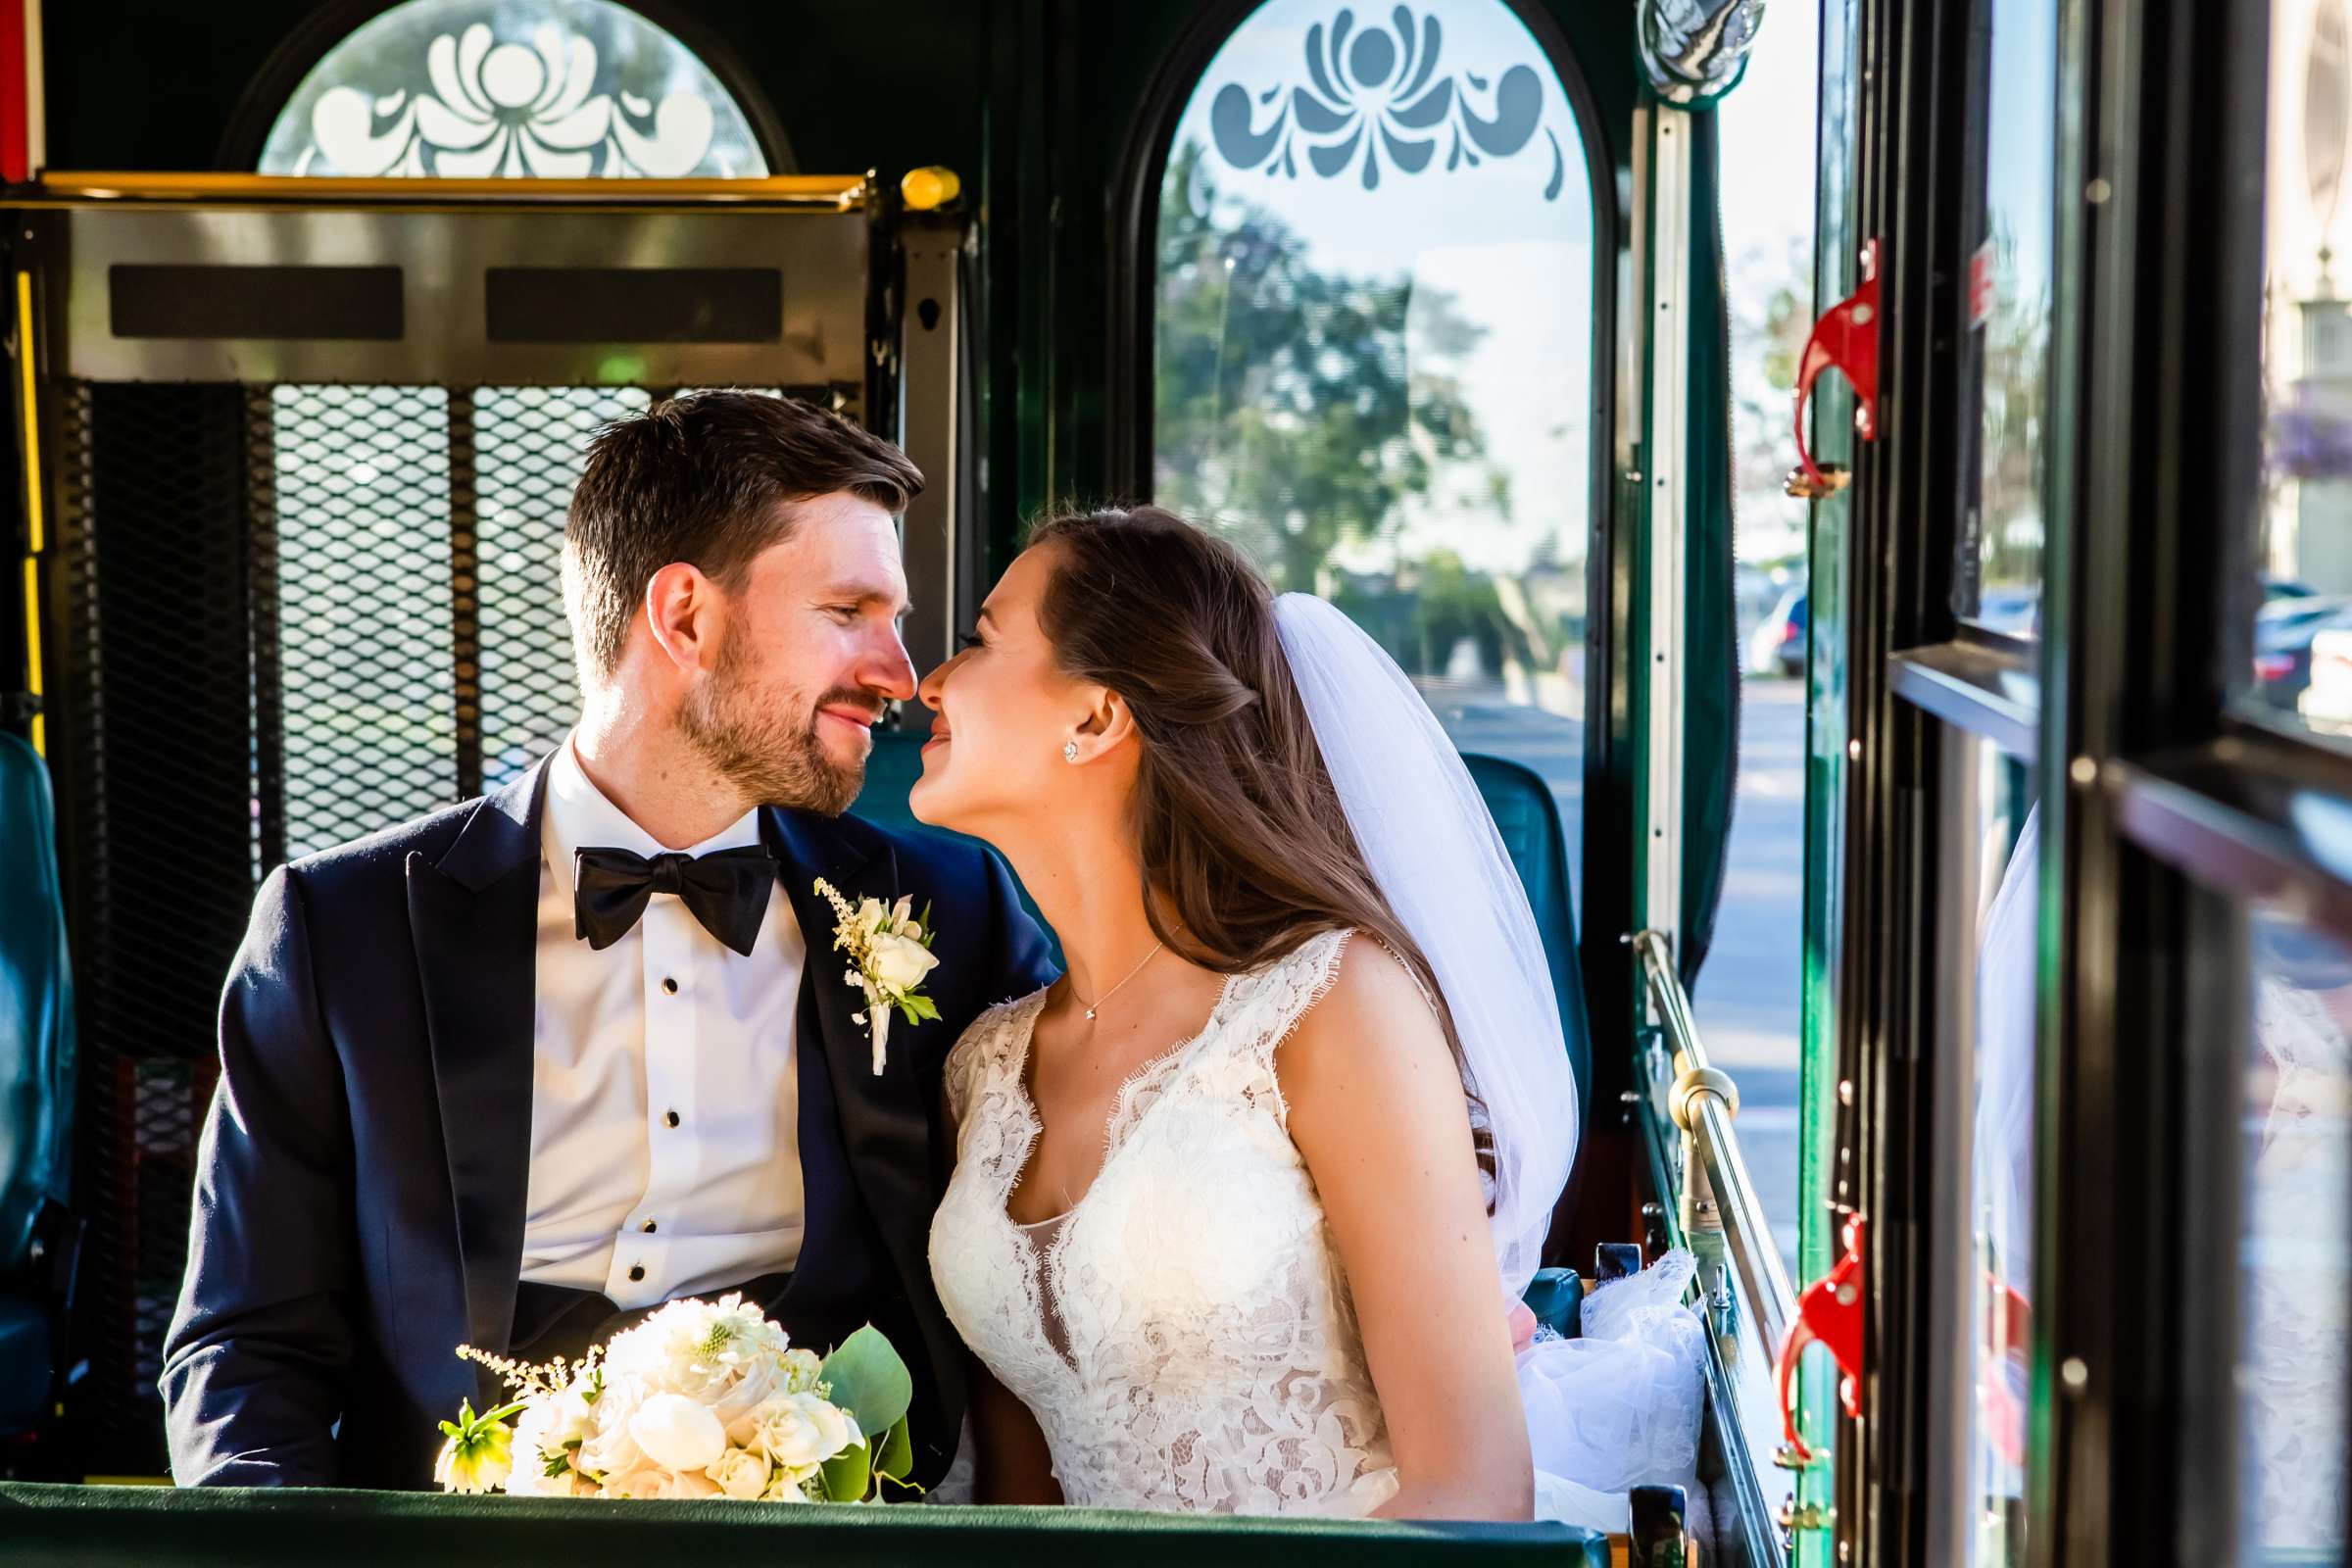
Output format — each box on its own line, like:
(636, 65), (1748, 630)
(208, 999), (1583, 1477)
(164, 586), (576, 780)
(814, 879), (942, 1074)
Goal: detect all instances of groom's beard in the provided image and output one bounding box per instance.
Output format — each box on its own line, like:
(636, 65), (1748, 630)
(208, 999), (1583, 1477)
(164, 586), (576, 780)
(678, 630), (875, 815)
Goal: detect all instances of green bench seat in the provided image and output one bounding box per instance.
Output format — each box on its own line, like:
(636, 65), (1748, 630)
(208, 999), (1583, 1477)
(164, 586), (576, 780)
(0, 1481), (1612, 1565)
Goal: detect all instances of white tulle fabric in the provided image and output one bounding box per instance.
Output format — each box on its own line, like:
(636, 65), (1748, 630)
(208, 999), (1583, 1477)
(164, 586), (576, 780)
(1272, 593), (1576, 1293)
(929, 930), (1401, 1515)
(1273, 592), (1705, 1528)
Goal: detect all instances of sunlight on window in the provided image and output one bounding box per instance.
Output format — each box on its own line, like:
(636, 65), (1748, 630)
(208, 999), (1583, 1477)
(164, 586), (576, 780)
(1153, 0), (1596, 910)
(1692, 2), (1821, 1279)
(258, 0), (768, 177)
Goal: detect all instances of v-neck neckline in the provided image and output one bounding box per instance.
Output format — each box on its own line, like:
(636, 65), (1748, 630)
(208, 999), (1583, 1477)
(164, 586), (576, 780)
(999, 968), (1246, 1229)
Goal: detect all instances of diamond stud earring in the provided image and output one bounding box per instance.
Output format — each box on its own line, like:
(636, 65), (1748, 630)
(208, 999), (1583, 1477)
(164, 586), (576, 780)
(1063, 741), (1080, 763)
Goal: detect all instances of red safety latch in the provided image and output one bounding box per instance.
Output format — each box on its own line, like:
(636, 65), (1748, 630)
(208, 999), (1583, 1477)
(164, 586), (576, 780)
(1775, 1210), (1865, 1464)
(1790, 238), (1883, 497)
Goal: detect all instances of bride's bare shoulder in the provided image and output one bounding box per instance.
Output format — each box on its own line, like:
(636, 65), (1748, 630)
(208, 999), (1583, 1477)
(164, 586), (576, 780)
(1278, 932), (1456, 1104)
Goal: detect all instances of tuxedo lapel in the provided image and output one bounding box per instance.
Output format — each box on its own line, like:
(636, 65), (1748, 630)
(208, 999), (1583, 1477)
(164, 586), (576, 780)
(406, 762), (548, 1361)
(765, 809), (938, 1291)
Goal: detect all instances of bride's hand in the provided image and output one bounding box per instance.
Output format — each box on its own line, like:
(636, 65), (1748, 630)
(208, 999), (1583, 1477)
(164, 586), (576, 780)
(1281, 938), (1537, 1522)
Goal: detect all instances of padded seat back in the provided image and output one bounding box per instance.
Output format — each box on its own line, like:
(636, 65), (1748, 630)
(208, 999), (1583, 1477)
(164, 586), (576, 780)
(0, 733), (73, 1282)
(1459, 753), (1592, 1137)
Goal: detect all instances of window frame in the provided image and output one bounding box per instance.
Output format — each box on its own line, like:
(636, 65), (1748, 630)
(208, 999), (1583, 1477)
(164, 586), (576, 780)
(1826, 0), (2083, 1559)
(1836, 0), (2284, 1559)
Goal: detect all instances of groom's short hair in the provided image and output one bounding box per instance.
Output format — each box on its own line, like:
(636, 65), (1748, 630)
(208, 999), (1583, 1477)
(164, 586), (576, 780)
(564, 390), (924, 680)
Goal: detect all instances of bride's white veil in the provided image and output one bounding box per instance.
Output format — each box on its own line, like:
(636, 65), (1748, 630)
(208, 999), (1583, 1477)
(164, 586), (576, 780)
(1271, 592), (1578, 1294)
(1274, 593), (1704, 1524)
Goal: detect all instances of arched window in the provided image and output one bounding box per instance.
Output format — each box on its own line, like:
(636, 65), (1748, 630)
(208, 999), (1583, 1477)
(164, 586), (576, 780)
(257, 0), (774, 177)
(1151, 0), (1602, 897)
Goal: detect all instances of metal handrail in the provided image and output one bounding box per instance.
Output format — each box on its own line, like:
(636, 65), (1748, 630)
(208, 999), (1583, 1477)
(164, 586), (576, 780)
(1631, 928), (1797, 1353)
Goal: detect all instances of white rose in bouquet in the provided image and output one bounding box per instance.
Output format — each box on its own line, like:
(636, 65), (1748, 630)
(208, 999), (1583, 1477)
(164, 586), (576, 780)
(505, 1394), (593, 1496)
(706, 1446), (774, 1501)
(756, 1390), (861, 1471)
(764, 1466), (821, 1501)
(629, 1393), (729, 1474)
(656, 1469), (721, 1500)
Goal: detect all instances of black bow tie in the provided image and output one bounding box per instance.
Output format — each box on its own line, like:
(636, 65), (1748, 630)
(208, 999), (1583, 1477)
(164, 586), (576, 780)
(572, 844), (776, 956)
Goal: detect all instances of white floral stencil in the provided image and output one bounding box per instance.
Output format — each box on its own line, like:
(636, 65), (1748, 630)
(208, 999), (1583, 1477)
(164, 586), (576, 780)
(259, 0), (772, 178)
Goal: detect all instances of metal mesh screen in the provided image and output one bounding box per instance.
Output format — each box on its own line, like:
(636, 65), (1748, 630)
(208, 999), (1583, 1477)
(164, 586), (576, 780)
(475, 386), (648, 786)
(57, 384), (257, 1469)
(53, 380), (660, 1472)
(263, 386), (457, 861)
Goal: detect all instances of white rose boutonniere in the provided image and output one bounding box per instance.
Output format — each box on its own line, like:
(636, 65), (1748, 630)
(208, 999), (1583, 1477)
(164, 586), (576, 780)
(813, 879), (942, 1074)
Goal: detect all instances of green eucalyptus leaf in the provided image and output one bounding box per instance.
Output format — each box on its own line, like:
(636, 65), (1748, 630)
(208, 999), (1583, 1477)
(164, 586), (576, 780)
(874, 1413), (913, 1482)
(819, 1437), (871, 1502)
(818, 1324), (914, 1439)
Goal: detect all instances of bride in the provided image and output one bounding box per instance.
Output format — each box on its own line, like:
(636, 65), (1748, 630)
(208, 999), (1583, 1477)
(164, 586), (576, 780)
(914, 506), (1702, 1522)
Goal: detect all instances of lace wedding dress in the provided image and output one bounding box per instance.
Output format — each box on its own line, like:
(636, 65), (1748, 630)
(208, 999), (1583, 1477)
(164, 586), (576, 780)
(927, 927), (1705, 1523)
(929, 929), (1399, 1516)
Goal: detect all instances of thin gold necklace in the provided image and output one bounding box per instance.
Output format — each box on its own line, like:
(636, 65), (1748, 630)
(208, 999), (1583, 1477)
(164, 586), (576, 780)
(1072, 937), (1167, 1022)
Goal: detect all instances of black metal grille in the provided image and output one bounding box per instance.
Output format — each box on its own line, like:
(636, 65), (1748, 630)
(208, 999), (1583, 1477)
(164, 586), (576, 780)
(475, 386), (647, 787)
(53, 380), (655, 1473)
(57, 384), (257, 1471)
(261, 386), (457, 860)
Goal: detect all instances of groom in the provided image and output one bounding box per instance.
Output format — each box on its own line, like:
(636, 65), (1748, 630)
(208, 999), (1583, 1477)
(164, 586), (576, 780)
(161, 392), (1055, 1491)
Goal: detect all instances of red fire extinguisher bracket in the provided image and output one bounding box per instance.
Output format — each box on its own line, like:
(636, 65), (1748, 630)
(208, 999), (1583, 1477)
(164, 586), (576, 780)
(1791, 239), (1884, 493)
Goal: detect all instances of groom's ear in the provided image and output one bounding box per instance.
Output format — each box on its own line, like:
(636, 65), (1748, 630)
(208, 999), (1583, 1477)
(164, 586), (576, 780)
(642, 561), (721, 676)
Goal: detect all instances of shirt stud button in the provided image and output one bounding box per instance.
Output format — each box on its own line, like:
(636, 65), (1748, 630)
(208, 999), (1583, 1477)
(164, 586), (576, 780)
(664, 1110), (680, 1128)
(642, 1219), (658, 1234)
(662, 977), (678, 995)
(627, 1264), (645, 1283)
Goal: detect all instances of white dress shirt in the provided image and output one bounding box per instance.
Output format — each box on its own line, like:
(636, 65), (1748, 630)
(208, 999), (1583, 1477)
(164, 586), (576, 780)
(519, 737), (807, 1309)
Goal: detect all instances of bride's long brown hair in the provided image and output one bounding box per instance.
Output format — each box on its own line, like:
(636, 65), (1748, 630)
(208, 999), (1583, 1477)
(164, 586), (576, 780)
(1026, 506), (1487, 1136)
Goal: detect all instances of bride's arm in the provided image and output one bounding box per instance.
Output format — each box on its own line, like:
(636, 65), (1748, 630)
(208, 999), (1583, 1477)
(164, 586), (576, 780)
(1283, 939), (1537, 1522)
(968, 1358), (1063, 1504)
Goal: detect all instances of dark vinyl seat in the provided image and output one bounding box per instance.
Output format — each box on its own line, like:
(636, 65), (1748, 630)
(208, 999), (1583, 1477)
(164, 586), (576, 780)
(0, 733), (77, 1447)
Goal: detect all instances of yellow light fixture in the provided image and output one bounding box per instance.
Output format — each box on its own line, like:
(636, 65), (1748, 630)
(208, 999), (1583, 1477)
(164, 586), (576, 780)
(900, 167), (961, 212)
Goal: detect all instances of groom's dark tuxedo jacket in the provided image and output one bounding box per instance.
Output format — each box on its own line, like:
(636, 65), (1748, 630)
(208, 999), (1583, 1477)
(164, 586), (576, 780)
(160, 760), (1056, 1490)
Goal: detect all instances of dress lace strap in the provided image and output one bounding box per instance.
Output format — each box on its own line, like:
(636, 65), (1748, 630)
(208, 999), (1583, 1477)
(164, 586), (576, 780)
(1222, 928), (1355, 1078)
(945, 991), (1047, 1126)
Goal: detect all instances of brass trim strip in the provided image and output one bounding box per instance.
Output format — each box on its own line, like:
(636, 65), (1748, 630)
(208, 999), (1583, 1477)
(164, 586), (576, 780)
(15, 268), (38, 755)
(28, 172), (868, 211)
(16, 270), (38, 553)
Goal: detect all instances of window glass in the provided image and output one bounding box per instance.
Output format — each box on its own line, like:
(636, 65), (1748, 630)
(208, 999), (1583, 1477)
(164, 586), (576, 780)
(1965, 743), (2039, 1567)
(1700, 0), (1821, 1281)
(1152, 0), (1595, 905)
(258, 0), (769, 177)
(2255, 0), (2352, 734)
(1960, 0), (2058, 635)
(2239, 903), (2352, 1563)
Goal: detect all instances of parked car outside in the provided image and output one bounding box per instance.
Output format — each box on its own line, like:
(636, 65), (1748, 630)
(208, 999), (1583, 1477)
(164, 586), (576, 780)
(1747, 588), (1807, 678)
(2252, 596), (2352, 711)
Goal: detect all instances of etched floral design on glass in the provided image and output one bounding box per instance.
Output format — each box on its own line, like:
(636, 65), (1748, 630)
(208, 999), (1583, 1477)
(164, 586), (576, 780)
(1205, 3), (1567, 199)
(259, 0), (770, 178)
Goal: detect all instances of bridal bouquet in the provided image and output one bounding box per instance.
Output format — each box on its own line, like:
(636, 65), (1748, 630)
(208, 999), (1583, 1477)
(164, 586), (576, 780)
(433, 1295), (917, 1502)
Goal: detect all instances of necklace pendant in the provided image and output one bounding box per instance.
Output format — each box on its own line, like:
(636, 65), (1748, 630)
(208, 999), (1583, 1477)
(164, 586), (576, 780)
(1085, 1007), (1098, 1021)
